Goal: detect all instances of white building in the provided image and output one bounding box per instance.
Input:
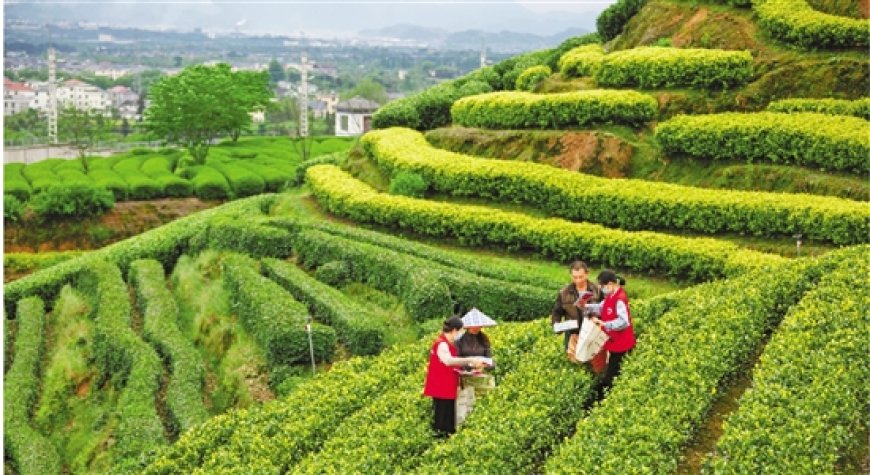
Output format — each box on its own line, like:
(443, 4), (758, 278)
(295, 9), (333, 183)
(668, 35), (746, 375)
(3, 78), (35, 115)
(250, 110), (266, 124)
(57, 79), (111, 112)
(94, 67), (130, 81)
(117, 102), (140, 121)
(335, 96), (379, 137)
(316, 92), (339, 115)
(107, 85), (139, 108)
(27, 83), (51, 112)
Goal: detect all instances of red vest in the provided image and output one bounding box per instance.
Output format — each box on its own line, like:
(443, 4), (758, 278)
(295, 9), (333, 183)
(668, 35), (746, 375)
(423, 334), (460, 400)
(601, 287), (636, 353)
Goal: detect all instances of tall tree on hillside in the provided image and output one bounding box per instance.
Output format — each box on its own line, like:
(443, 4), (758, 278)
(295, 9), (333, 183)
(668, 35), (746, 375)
(145, 63), (272, 164)
(268, 59), (286, 83)
(58, 106), (112, 171)
(229, 69), (273, 142)
(342, 77), (389, 105)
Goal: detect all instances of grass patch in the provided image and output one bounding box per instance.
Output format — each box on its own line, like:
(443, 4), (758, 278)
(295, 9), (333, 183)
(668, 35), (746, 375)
(34, 284), (116, 474)
(170, 252), (272, 413)
(340, 282), (420, 346)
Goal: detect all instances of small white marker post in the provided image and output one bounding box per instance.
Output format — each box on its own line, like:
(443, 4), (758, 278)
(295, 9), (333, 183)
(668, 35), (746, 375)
(305, 316), (316, 375)
(794, 233), (803, 257)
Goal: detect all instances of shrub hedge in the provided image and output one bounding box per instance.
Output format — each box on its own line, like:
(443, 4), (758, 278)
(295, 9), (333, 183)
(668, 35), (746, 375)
(4, 251), (83, 275)
(129, 259), (209, 433)
(362, 128), (868, 245)
(3, 296), (62, 475)
(4, 194), (26, 223)
(451, 90), (657, 129)
(4, 163), (32, 201)
(89, 168), (129, 200)
(21, 159), (62, 193)
(236, 161), (292, 192)
(597, 0), (648, 40)
(754, 0), (870, 49)
(210, 162), (266, 197)
(262, 258), (386, 355)
(371, 68), (499, 131)
(4, 194), (277, 319)
(76, 260), (166, 470)
(221, 253), (336, 366)
(312, 260), (352, 286)
(292, 321), (541, 475)
(292, 152), (347, 186)
(543, 252), (847, 472)
(55, 167), (93, 186)
(188, 216), (294, 258)
(293, 228), (556, 322)
(412, 294), (680, 474)
(115, 157), (164, 199)
(293, 229), (453, 322)
(30, 183), (115, 218)
(595, 47), (753, 89)
(767, 97), (870, 119)
(141, 157), (192, 197)
(268, 217), (558, 290)
(543, 33), (603, 71)
(707, 247), (869, 473)
(558, 43), (605, 77)
(515, 65), (551, 91)
(656, 112), (870, 173)
(305, 165), (787, 280)
(144, 342), (425, 474)
(182, 165), (231, 200)
(388, 170), (428, 197)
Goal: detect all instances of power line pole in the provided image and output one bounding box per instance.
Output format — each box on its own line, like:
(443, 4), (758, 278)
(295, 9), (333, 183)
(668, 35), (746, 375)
(299, 51), (309, 138)
(48, 46), (58, 144)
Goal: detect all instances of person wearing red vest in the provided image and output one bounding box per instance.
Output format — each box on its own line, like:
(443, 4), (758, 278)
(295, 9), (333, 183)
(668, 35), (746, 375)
(423, 316), (487, 436)
(587, 269), (636, 399)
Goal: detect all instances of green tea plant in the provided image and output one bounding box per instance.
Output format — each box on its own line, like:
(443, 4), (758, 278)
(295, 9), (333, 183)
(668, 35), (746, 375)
(363, 127), (869, 245)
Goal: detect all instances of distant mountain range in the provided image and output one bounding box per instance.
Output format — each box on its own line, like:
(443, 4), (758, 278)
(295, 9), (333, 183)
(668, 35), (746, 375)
(358, 25), (590, 52)
(5, 2), (606, 41)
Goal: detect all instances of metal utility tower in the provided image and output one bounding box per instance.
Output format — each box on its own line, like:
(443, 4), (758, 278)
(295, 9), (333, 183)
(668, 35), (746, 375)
(47, 47), (58, 144)
(299, 52), (309, 137)
(480, 47), (487, 69)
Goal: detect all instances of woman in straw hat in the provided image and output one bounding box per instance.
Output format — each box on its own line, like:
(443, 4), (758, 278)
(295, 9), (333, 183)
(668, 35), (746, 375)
(455, 308), (497, 426)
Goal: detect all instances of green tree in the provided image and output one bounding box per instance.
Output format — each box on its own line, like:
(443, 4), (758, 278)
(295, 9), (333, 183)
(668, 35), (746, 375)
(59, 106), (113, 171)
(342, 77), (388, 105)
(229, 69), (273, 142)
(4, 109), (47, 144)
(268, 59), (286, 83)
(145, 63), (273, 164)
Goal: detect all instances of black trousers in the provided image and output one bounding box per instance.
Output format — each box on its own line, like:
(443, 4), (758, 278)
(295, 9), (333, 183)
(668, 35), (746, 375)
(598, 350), (629, 399)
(432, 397), (456, 435)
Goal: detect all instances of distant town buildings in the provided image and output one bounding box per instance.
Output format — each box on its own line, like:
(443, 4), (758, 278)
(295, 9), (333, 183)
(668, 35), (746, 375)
(56, 79), (113, 112)
(3, 78), (35, 115)
(3, 77), (123, 116)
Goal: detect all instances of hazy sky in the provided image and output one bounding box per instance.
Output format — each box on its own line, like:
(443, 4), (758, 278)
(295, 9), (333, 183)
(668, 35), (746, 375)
(5, 1), (619, 36)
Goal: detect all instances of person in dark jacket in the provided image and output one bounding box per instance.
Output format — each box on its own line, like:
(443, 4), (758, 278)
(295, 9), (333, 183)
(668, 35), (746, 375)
(423, 316), (486, 436)
(456, 326), (493, 362)
(455, 325), (496, 425)
(551, 261), (601, 353)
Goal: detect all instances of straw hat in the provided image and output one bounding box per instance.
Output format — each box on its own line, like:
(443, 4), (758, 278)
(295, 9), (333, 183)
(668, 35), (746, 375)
(461, 308), (497, 328)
